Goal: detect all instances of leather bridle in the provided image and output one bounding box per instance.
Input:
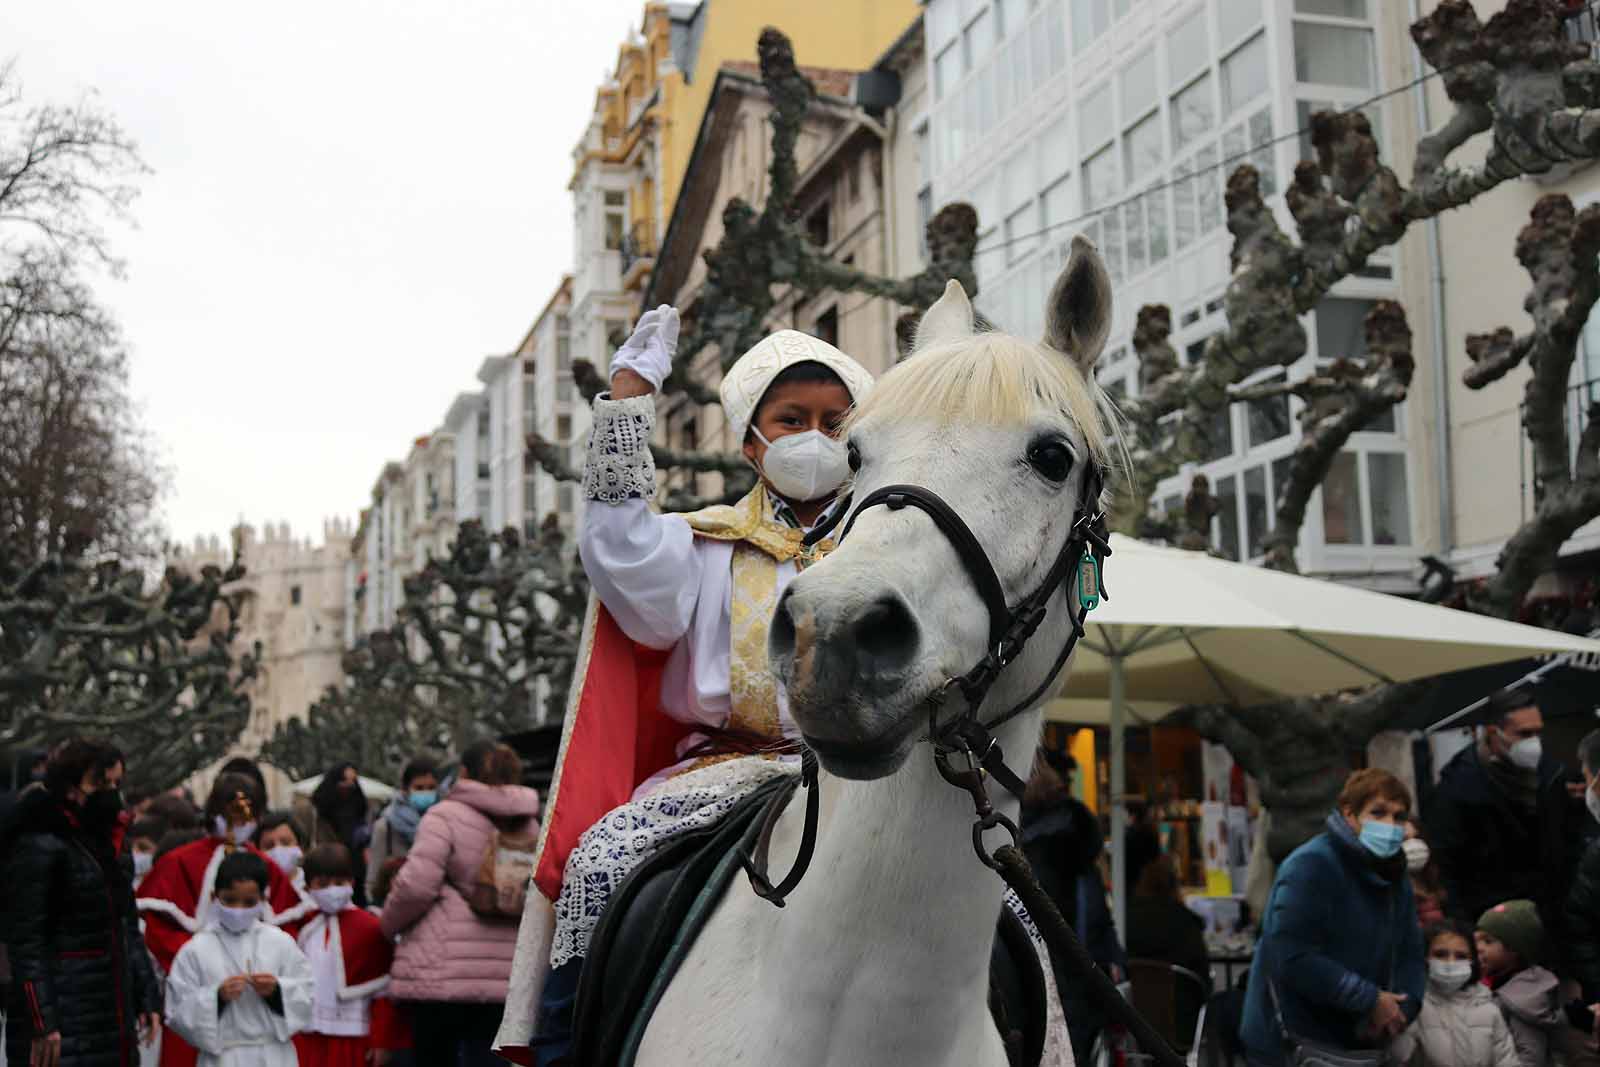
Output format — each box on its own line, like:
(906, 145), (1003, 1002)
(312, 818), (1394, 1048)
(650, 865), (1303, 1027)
(742, 463), (1111, 904)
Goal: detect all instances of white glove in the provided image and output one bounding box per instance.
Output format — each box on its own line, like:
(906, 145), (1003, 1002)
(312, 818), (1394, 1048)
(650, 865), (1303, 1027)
(608, 305), (679, 392)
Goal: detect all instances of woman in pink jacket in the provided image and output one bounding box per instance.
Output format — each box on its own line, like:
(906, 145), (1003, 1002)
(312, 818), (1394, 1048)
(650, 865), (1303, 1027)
(380, 739), (539, 1066)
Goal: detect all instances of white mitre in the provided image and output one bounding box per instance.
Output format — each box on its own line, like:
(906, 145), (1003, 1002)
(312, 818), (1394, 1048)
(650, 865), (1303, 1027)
(719, 330), (875, 442)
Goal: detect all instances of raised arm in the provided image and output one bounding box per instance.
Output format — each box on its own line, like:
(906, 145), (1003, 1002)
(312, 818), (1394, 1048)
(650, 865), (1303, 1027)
(578, 306), (705, 650)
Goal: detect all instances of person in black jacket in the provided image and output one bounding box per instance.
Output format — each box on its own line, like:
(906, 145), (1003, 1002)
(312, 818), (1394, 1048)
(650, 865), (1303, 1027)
(1565, 728), (1600, 1053)
(1427, 686), (1582, 947)
(2, 738), (161, 1067)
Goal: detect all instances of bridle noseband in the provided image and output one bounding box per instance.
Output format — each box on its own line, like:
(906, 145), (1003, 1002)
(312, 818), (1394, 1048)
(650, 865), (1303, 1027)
(743, 463), (1111, 904)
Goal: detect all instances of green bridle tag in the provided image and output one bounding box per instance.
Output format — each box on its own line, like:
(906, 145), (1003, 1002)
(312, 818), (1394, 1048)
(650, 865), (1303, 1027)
(1077, 550), (1101, 612)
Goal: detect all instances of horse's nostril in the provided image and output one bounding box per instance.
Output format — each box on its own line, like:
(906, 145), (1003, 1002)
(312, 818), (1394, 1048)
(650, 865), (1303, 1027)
(770, 588), (798, 660)
(852, 594), (919, 676)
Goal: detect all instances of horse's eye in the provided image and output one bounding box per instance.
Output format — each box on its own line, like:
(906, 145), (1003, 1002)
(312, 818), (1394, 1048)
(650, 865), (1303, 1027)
(846, 441), (862, 473)
(1027, 440), (1074, 482)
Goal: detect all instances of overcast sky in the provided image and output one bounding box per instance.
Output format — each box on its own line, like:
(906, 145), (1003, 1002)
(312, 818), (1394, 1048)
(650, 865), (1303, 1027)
(4, 0), (643, 548)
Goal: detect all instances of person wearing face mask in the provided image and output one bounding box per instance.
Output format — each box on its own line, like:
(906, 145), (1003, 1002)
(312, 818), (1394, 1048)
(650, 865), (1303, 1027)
(1389, 920), (1519, 1067)
(1, 738), (162, 1067)
(254, 813), (307, 890)
(139, 774), (314, 1067)
(164, 851), (314, 1066)
(494, 309), (874, 1064)
(1239, 769), (1425, 1067)
(1563, 728), (1600, 1062)
(1402, 819), (1447, 928)
(1429, 686), (1582, 953)
(292, 845), (399, 1067)
(365, 756), (440, 907)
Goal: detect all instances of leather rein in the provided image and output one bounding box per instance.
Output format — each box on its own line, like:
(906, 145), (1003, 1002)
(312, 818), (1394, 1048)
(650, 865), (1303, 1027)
(742, 466), (1111, 905)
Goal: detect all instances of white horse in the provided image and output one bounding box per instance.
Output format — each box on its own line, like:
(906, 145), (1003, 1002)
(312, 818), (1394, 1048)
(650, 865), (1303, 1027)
(636, 237), (1118, 1067)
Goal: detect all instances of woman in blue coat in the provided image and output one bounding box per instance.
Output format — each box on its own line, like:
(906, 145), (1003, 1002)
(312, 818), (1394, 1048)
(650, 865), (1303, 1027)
(1241, 768), (1426, 1066)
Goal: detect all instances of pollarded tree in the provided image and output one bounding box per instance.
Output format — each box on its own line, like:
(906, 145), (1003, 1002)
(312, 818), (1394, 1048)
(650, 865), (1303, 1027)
(261, 515), (588, 781)
(0, 540), (260, 792)
(1122, 0), (1600, 858)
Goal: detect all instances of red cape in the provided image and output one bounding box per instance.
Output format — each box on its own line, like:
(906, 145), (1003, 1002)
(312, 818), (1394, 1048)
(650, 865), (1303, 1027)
(531, 600), (688, 902)
(296, 907), (393, 996)
(136, 836), (313, 972)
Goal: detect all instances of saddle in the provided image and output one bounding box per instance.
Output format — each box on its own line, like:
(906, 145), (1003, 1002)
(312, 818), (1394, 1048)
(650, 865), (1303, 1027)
(570, 773), (1048, 1066)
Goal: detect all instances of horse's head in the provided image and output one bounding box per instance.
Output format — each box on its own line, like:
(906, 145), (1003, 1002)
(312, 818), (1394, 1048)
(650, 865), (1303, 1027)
(770, 237), (1117, 780)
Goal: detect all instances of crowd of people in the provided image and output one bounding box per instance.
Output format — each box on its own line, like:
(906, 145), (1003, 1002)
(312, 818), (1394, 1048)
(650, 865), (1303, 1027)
(0, 738), (538, 1067)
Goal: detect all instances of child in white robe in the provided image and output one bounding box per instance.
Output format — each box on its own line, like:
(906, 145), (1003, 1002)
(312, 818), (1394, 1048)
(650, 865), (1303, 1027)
(165, 851), (314, 1067)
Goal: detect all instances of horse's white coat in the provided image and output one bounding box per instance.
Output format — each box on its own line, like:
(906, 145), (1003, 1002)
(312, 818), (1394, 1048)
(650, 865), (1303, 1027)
(638, 240), (1112, 1067)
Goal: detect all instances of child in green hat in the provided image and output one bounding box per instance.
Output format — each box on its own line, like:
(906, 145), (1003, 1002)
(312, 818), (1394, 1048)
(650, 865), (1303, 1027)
(1477, 900), (1561, 1067)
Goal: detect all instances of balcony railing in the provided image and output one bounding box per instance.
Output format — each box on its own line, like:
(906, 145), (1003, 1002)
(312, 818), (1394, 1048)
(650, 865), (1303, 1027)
(619, 221), (655, 277)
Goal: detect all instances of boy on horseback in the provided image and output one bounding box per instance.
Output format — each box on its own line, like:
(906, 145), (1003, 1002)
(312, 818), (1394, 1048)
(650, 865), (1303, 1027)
(494, 306), (874, 1065)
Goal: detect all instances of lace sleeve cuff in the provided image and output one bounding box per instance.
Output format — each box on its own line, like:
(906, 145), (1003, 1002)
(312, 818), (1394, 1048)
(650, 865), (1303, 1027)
(584, 393), (657, 503)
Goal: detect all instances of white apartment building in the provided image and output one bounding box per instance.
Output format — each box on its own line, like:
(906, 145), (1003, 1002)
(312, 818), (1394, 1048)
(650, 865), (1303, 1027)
(918, 0), (1427, 585)
(347, 431), (456, 642)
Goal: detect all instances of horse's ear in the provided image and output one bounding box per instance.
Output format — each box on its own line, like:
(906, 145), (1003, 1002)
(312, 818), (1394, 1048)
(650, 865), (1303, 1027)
(1044, 236), (1113, 374)
(914, 279), (976, 352)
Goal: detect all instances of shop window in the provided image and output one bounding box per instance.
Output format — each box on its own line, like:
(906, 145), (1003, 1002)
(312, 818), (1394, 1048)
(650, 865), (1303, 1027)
(1222, 34), (1269, 115)
(1294, 23), (1375, 89)
(1172, 74), (1216, 152)
(1246, 373), (1292, 447)
(1214, 473), (1240, 560)
(1244, 465), (1269, 557)
(1321, 451), (1361, 543)
(1367, 453), (1411, 545)
(1167, 8), (1208, 85)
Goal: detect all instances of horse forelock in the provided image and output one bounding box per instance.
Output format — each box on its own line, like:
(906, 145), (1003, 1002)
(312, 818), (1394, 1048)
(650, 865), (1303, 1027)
(845, 330), (1121, 476)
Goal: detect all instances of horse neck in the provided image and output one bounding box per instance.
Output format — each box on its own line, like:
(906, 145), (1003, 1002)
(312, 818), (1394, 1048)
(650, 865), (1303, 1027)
(770, 710), (1042, 997)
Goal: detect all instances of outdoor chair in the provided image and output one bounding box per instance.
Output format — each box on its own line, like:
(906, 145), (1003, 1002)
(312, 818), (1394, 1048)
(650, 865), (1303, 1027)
(1124, 958), (1212, 1065)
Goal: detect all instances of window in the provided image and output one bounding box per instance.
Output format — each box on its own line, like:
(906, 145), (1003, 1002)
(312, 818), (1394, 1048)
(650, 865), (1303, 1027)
(966, 9), (993, 64)
(1321, 451), (1360, 543)
(1297, 0), (1366, 14)
(1120, 50), (1158, 118)
(1073, 0), (1110, 54)
(1295, 23), (1375, 88)
(603, 190), (626, 251)
(1214, 473), (1240, 560)
(477, 462), (491, 480)
(1124, 112), (1163, 180)
(1171, 74), (1216, 151)
(815, 305), (839, 346)
(1217, 0), (1262, 48)
(290, 585), (302, 606)
(1246, 372), (1292, 446)
(1222, 34), (1268, 114)
(1167, 8), (1209, 85)
(1042, 175), (1074, 230)
(1195, 145), (1223, 231)
(1244, 465), (1269, 557)
(476, 409), (490, 438)
(1315, 297), (1372, 363)
(1368, 453), (1411, 545)
(1204, 403), (1234, 462)
(935, 42), (962, 99)
(1006, 204), (1039, 264)
(1083, 147), (1118, 209)
(806, 201), (832, 246)
(1144, 188), (1170, 266)
(1079, 84), (1114, 154)
(1041, 114), (1073, 186)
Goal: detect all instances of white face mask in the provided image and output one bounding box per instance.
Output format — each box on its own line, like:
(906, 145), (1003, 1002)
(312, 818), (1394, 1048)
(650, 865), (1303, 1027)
(1401, 837), (1430, 873)
(215, 903), (262, 934)
(132, 851), (154, 879)
(1428, 958), (1473, 990)
(1507, 735), (1542, 771)
(214, 815), (258, 845)
(310, 885), (354, 915)
(752, 427), (850, 503)
(266, 845), (303, 873)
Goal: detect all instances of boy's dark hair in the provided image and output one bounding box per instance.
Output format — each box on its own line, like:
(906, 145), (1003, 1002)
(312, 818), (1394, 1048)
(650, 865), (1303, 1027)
(43, 738), (124, 798)
(146, 793), (202, 831)
(129, 816), (168, 846)
(400, 756), (441, 789)
(219, 757), (268, 802)
(154, 827), (205, 862)
(256, 810), (306, 847)
(216, 850), (270, 894)
(303, 843), (355, 882)
(205, 772), (264, 824)
(747, 362), (849, 439)
(1423, 918), (1481, 982)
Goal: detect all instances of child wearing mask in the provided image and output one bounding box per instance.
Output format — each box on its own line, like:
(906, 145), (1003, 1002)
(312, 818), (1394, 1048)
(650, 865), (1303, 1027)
(129, 815), (167, 889)
(256, 812), (307, 889)
(293, 845), (399, 1067)
(1391, 919), (1518, 1066)
(1477, 900), (1562, 1067)
(164, 851), (314, 1066)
